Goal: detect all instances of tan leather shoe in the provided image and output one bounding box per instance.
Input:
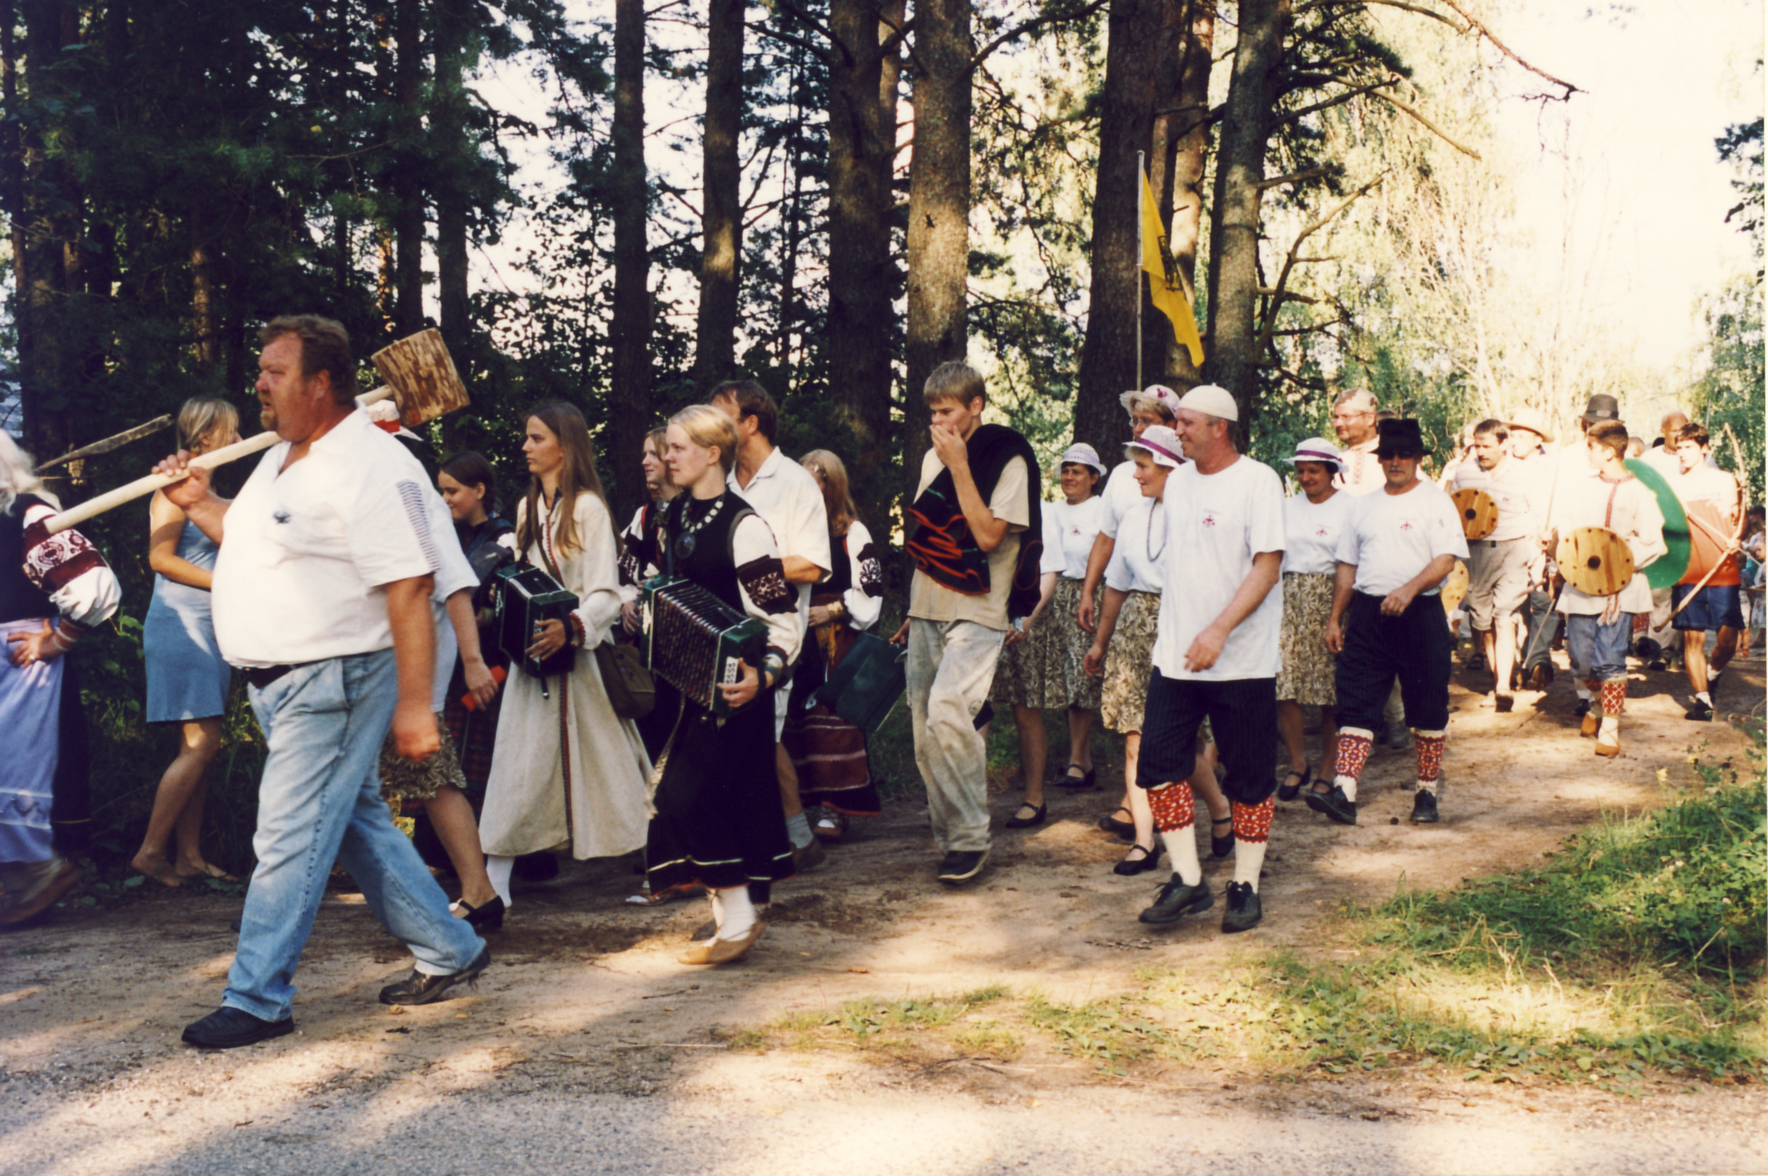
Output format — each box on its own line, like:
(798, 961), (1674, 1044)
(1580, 712), (1600, 738)
(677, 938), (719, 966)
(1594, 736), (1620, 758)
(705, 921), (766, 965)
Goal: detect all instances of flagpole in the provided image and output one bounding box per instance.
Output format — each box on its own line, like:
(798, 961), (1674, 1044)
(1135, 150), (1145, 394)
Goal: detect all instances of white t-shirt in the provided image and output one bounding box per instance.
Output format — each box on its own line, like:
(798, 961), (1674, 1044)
(1672, 463), (1741, 516)
(1098, 460), (1143, 539)
(213, 410), (438, 668)
(730, 445), (833, 632)
(1336, 480), (1470, 597)
(1282, 491), (1353, 576)
(1042, 497), (1105, 579)
(1152, 456), (1286, 681)
(1451, 456), (1537, 543)
(1506, 452), (1556, 536)
(1554, 475), (1666, 616)
(418, 479), (480, 711)
(1104, 495), (1166, 594)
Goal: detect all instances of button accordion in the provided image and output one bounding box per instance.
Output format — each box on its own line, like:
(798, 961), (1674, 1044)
(641, 576), (767, 718)
(491, 563), (578, 681)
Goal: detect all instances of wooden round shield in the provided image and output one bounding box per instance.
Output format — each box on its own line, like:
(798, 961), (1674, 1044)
(1451, 487), (1499, 541)
(1624, 458), (1691, 589)
(1556, 527), (1637, 597)
(1440, 559), (1470, 615)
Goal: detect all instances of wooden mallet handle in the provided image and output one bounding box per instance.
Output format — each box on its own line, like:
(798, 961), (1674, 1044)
(44, 386), (395, 535)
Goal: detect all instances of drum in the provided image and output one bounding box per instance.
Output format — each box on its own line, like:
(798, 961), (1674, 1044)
(1451, 487), (1499, 541)
(1680, 500), (1743, 588)
(1556, 526), (1636, 597)
(1624, 458), (1691, 589)
(1440, 559), (1470, 615)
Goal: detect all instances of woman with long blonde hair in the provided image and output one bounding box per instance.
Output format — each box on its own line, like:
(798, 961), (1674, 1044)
(132, 397), (242, 886)
(783, 450), (885, 840)
(477, 402), (651, 919)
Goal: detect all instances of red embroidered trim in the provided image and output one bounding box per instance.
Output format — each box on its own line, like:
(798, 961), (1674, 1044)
(1334, 733), (1373, 782)
(1232, 797), (1275, 844)
(1148, 783), (1195, 833)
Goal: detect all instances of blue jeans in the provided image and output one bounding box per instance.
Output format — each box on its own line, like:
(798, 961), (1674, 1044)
(223, 651), (484, 1022)
(1564, 612), (1630, 684)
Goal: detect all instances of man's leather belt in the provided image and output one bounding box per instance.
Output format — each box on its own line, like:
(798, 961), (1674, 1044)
(241, 663), (304, 690)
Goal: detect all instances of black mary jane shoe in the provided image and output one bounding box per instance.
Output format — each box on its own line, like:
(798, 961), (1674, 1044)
(379, 945), (493, 1007)
(1055, 766), (1098, 790)
(452, 895), (506, 932)
(1113, 842), (1163, 876)
(1097, 805), (1136, 841)
(1209, 816), (1236, 859)
(1006, 802), (1048, 829)
(1276, 765), (1311, 802)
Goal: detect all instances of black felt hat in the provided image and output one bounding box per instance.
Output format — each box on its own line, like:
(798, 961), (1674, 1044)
(1375, 417), (1429, 458)
(1580, 394), (1622, 424)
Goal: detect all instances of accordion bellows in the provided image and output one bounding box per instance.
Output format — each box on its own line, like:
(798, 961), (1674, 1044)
(492, 564), (578, 680)
(643, 577), (767, 717)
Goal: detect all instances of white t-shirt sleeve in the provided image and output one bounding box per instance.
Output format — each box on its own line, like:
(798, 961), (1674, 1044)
(1037, 505), (1065, 574)
(841, 520), (883, 631)
(990, 456), (1032, 530)
(791, 473), (833, 578)
(347, 465), (439, 589)
(1104, 536), (1132, 593)
(1428, 490), (1471, 562)
(1334, 497), (1365, 567)
(1249, 465), (1286, 557)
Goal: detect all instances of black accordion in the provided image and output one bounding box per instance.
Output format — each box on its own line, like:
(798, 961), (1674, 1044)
(491, 563), (579, 680)
(641, 576), (767, 717)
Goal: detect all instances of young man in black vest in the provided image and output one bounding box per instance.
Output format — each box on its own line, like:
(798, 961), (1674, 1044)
(897, 362), (1040, 885)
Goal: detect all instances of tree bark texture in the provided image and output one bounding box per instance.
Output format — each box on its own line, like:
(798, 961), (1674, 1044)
(692, 0), (744, 390)
(17, 0), (77, 459)
(391, 0), (425, 337)
(828, 0), (900, 526)
(608, 0), (651, 517)
(1204, 0), (1289, 428)
(434, 0), (473, 384)
(902, 0), (971, 511)
(1147, 0), (1212, 388)
(1072, 0), (1164, 461)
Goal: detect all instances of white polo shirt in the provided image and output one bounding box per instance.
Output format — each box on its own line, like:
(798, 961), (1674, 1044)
(729, 445), (832, 630)
(213, 410), (440, 668)
(1282, 490), (1353, 576)
(1152, 456), (1287, 681)
(1337, 480), (1469, 597)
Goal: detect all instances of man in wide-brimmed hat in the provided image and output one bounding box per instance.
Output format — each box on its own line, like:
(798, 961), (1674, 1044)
(1318, 419), (1469, 827)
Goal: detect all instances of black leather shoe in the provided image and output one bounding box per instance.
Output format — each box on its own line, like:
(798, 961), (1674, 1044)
(1221, 882), (1262, 933)
(1306, 784), (1357, 826)
(936, 850), (989, 884)
(1685, 699), (1714, 722)
(452, 895), (505, 932)
(379, 945), (492, 1006)
(1138, 875), (1213, 924)
(182, 1006), (294, 1050)
(1410, 790), (1440, 824)
(1005, 802), (1047, 829)
(1113, 842), (1163, 876)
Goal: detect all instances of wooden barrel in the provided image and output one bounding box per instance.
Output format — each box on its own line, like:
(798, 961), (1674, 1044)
(1680, 499), (1743, 587)
(1624, 458), (1691, 589)
(1556, 526), (1637, 597)
(1440, 559), (1470, 615)
(1451, 487), (1499, 541)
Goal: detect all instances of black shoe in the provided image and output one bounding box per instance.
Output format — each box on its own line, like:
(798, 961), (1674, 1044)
(1113, 842), (1163, 876)
(1054, 766), (1097, 790)
(1573, 697), (1591, 718)
(1138, 874), (1213, 924)
(1098, 806), (1136, 841)
(378, 945), (492, 1006)
(1494, 693), (1514, 714)
(1305, 784), (1357, 825)
(1410, 790), (1440, 824)
(793, 837), (828, 872)
(1005, 802), (1047, 829)
(451, 895), (505, 932)
(182, 1006), (295, 1050)
(935, 849), (989, 885)
(1276, 765), (1311, 802)
(1527, 662), (1555, 690)
(1209, 816), (1235, 859)
(1221, 882), (1262, 933)
(1685, 700), (1714, 722)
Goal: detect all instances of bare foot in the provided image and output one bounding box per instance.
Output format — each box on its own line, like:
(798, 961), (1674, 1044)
(175, 860), (239, 883)
(131, 852), (184, 889)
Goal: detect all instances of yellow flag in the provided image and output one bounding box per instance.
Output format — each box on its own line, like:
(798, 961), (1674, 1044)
(1140, 172), (1205, 367)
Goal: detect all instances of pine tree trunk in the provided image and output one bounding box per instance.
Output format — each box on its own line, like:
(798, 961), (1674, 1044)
(608, 0), (651, 517)
(902, 0), (971, 510)
(1147, 0), (1212, 388)
(3, 0), (30, 438)
(1205, 0), (1289, 427)
(1073, 0), (1164, 460)
(828, 0), (897, 525)
(435, 0), (471, 376)
(692, 0), (744, 389)
(392, 0), (424, 337)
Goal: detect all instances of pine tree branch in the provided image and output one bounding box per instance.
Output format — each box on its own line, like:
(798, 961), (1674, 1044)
(1368, 89), (1481, 158)
(1255, 172), (1387, 354)
(969, 0), (1109, 73)
(1275, 76), (1399, 125)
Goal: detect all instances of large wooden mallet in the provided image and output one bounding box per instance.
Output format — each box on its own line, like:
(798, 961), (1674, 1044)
(45, 328), (468, 535)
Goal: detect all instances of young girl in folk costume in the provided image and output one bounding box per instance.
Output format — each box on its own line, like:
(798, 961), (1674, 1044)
(0, 433), (122, 926)
(783, 450), (886, 840)
(132, 398), (241, 887)
(645, 405), (802, 966)
(437, 451), (515, 798)
(1549, 420), (1665, 757)
(478, 403), (652, 913)
(618, 426), (682, 758)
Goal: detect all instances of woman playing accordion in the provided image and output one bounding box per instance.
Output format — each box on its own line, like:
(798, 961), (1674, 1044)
(645, 405), (803, 967)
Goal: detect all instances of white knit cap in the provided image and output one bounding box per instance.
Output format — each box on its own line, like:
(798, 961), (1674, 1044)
(1177, 383), (1239, 422)
(1059, 442), (1106, 475)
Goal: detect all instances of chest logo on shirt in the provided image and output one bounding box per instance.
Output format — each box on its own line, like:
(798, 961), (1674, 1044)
(1314, 526), (1329, 538)
(273, 510), (291, 524)
(1201, 511), (1219, 528)
(1399, 520), (1414, 532)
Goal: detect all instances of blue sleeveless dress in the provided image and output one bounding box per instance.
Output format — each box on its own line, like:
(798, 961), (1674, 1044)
(144, 521), (232, 722)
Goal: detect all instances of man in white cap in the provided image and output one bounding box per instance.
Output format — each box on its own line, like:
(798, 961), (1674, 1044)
(1330, 389), (1383, 497)
(1135, 384), (1285, 934)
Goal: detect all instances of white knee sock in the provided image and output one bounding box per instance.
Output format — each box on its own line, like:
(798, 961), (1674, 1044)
(717, 886), (756, 940)
(1233, 837), (1267, 893)
(1160, 828), (1202, 887)
(486, 854), (515, 908)
(1336, 775), (1358, 802)
(707, 891), (725, 940)
(1597, 716), (1619, 744)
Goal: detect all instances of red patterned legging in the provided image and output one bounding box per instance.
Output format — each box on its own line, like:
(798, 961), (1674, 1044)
(1148, 782), (1195, 833)
(1232, 796), (1275, 843)
(1334, 727), (1374, 783)
(1600, 678), (1627, 717)
(1415, 729), (1446, 786)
